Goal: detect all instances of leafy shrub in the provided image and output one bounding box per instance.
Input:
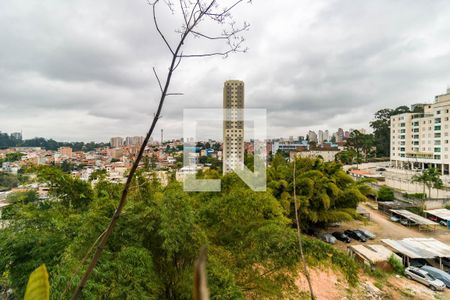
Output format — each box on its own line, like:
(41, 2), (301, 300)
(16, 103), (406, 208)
(388, 254), (404, 275)
(303, 237), (358, 285)
(403, 193), (426, 199)
(377, 186), (394, 201)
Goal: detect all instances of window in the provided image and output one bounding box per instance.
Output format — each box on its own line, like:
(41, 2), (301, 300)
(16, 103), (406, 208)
(435, 118), (441, 123)
(437, 110), (441, 114)
(434, 147), (441, 152)
(435, 125), (441, 131)
(435, 133), (441, 138)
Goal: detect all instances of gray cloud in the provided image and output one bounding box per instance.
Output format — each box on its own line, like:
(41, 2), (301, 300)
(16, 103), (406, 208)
(1, 0), (450, 141)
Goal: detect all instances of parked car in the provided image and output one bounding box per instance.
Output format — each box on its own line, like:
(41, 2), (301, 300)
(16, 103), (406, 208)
(332, 231), (352, 243)
(390, 216), (400, 222)
(320, 233), (336, 244)
(439, 220), (448, 227)
(400, 219), (415, 226)
(421, 265), (450, 288)
(410, 258), (429, 268)
(344, 230), (367, 242)
(405, 266), (446, 291)
(357, 229), (376, 240)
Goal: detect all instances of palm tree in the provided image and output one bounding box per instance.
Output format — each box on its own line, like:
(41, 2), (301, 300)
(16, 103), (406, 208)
(411, 168), (443, 208)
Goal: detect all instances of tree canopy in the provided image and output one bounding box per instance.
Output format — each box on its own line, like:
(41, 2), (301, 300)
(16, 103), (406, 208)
(0, 159), (364, 299)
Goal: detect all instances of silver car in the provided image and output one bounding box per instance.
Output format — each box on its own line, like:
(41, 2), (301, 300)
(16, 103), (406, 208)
(405, 266), (446, 291)
(421, 265), (450, 289)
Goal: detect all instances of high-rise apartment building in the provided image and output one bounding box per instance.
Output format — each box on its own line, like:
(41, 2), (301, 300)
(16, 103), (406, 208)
(324, 130), (330, 142)
(318, 130), (324, 144)
(307, 130), (318, 143)
(110, 137), (124, 148)
(125, 136), (144, 146)
(390, 88), (450, 174)
(223, 80), (244, 174)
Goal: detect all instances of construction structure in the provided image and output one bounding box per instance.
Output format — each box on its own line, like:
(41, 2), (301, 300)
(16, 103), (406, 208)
(382, 238), (450, 270)
(390, 209), (438, 230)
(425, 208), (450, 228)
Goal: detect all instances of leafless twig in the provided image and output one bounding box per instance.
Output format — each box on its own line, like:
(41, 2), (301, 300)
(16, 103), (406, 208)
(70, 1), (250, 298)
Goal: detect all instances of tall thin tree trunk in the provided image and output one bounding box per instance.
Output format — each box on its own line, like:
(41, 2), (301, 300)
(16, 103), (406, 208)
(293, 160), (315, 300)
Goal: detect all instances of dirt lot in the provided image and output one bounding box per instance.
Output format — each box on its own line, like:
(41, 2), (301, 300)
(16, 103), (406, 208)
(296, 267), (450, 299)
(306, 202), (450, 299)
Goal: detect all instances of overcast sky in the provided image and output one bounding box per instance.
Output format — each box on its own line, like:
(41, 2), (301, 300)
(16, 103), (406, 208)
(1, 0), (450, 142)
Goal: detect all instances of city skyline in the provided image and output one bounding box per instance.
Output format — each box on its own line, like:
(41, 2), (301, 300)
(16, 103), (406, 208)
(2, 1), (450, 142)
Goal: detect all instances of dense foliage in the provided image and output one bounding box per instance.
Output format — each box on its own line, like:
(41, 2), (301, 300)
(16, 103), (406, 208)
(0, 157), (366, 299)
(377, 186), (395, 201)
(268, 154), (371, 230)
(0, 134), (108, 151)
(0, 172), (19, 191)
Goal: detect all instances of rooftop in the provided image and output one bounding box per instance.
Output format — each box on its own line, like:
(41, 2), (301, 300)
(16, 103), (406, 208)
(382, 237), (450, 259)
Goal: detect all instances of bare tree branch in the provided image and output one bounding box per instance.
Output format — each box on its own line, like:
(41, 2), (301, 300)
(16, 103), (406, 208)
(151, 0), (175, 54)
(152, 67), (163, 92)
(70, 1), (250, 298)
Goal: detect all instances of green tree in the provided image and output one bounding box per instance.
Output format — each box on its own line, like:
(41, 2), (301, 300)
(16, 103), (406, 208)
(335, 149), (356, 165)
(377, 186), (394, 201)
(411, 168), (443, 202)
(345, 130), (374, 163)
(370, 108), (392, 157)
(0, 172), (19, 191)
(268, 157), (368, 229)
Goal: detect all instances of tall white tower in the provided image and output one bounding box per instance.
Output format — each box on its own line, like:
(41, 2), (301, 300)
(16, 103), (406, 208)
(223, 80), (245, 174)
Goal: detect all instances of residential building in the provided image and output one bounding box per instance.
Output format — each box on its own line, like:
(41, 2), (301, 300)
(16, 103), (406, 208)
(58, 147), (72, 159)
(110, 137), (123, 148)
(318, 130), (324, 145)
(272, 141), (308, 153)
(324, 130), (330, 142)
(336, 128), (345, 142)
(290, 150), (339, 162)
(223, 80), (245, 174)
(307, 130), (318, 143)
(125, 136), (144, 146)
(390, 88), (450, 174)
